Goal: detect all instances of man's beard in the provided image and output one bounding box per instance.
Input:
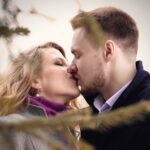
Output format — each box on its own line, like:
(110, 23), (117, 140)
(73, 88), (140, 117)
(80, 78), (104, 105)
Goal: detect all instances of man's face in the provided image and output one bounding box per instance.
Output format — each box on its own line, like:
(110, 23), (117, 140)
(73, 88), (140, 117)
(68, 28), (107, 97)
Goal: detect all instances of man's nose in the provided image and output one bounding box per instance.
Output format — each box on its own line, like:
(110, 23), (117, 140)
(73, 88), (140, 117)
(67, 63), (78, 74)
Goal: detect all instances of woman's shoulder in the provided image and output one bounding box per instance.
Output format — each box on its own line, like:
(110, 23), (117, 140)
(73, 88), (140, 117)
(0, 113), (75, 150)
(0, 113), (52, 150)
(0, 103), (48, 121)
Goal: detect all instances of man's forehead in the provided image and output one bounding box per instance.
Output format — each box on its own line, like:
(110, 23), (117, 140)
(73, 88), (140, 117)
(73, 27), (87, 39)
(71, 29), (82, 52)
(72, 27), (98, 51)
(73, 27), (103, 50)
(72, 28), (88, 49)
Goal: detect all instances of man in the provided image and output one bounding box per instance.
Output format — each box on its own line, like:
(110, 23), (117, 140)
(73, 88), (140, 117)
(67, 7), (150, 150)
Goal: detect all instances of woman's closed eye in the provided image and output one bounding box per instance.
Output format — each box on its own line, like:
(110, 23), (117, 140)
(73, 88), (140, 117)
(55, 59), (67, 67)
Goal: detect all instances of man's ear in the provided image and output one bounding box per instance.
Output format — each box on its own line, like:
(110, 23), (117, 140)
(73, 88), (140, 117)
(103, 40), (115, 62)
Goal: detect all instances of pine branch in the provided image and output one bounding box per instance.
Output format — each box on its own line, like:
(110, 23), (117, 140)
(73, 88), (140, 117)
(0, 101), (150, 131)
(0, 26), (30, 38)
(1, 101), (150, 150)
(71, 11), (104, 47)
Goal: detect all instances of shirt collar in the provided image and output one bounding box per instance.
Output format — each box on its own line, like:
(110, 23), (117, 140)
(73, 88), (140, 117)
(93, 81), (131, 113)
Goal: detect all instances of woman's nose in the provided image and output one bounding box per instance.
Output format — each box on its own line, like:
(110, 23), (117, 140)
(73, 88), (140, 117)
(67, 64), (78, 74)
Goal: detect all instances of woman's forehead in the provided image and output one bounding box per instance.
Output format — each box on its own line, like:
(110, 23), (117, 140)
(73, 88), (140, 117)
(41, 48), (68, 65)
(43, 48), (65, 59)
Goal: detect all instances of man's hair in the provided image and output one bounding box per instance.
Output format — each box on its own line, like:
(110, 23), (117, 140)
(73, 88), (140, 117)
(71, 7), (139, 51)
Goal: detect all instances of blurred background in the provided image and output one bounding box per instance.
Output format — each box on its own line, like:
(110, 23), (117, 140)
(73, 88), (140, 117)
(0, 0), (150, 73)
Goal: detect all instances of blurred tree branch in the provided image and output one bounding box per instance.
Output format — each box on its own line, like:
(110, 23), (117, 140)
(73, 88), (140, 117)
(0, 0), (55, 62)
(0, 26), (30, 38)
(1, 101), (150, 149)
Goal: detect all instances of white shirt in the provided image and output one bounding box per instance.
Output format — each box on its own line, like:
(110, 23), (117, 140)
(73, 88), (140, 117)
(93, 81), (131, 113)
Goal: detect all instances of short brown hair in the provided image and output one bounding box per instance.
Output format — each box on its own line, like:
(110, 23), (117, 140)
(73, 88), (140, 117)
(71, 7), (139, 51)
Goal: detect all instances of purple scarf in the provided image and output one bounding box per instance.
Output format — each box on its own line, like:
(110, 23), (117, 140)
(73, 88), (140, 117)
(29, 96), (67, 116)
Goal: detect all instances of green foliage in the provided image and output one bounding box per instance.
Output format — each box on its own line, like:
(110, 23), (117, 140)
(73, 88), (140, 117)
(0, 101), (150, 149)
(71, 11), (104, 47)
(0, 26), (30, 38)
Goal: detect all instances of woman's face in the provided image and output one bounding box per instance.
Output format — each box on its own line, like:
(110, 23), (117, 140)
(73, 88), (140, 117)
(32, 48), (80, 104)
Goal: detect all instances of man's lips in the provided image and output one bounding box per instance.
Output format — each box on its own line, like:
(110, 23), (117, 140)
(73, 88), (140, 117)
(70, 75), (80, 85)
(70, 75), (78, 83)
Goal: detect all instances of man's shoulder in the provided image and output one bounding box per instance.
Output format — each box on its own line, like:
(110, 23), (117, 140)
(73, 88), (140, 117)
(132, 69), (150, 99)
(110, 67), (150, 110)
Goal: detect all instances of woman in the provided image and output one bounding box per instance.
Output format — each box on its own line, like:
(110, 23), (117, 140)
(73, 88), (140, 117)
(0, 42), (80, 115)
(0, 42), (80, 150)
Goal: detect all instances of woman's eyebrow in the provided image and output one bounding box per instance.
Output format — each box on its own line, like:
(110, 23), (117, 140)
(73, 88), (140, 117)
(54, 57), (68, 64)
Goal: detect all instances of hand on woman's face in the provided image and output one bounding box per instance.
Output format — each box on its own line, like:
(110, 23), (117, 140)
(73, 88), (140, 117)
(32, 48), (80, 104)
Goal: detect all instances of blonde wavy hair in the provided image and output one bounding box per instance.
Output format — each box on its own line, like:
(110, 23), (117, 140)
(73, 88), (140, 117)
(0, 42), (65, 116)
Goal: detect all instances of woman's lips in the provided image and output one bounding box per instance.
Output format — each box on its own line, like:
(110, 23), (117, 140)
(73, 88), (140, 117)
(70, 76), (78, 84)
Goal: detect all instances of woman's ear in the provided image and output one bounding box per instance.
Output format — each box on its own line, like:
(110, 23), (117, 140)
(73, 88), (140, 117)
(104, 40), (115, 62)
(31, 78), (41, 90)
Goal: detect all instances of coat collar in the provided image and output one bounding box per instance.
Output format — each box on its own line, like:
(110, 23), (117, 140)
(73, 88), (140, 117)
(112, 61), (150, 109)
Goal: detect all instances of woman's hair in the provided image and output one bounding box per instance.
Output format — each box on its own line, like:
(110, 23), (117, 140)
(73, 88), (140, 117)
(0, 42), (65, 116)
